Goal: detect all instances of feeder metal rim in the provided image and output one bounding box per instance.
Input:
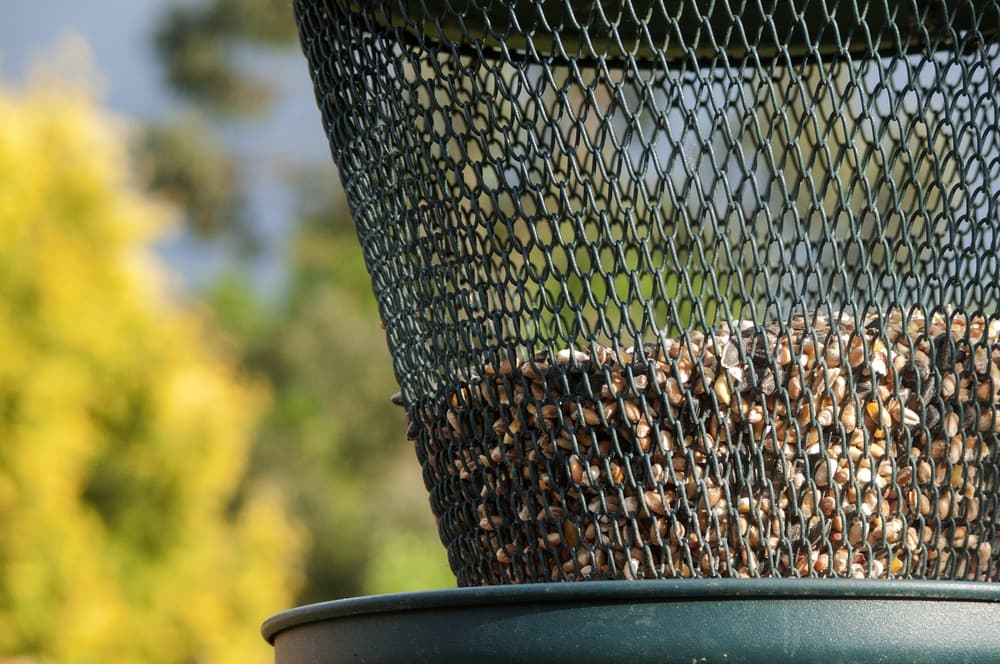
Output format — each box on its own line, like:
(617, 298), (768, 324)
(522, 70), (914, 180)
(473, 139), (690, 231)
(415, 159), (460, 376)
(261, 578), (1000, 644)
(343, 0), (998, 63)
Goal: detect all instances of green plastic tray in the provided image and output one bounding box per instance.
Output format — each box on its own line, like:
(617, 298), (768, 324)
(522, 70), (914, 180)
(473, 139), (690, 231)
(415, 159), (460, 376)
(263, 579), (1000, 663)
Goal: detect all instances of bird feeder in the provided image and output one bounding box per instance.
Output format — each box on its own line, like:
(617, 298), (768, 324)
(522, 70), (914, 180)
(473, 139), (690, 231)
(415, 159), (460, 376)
(266, 0), (1000, 660)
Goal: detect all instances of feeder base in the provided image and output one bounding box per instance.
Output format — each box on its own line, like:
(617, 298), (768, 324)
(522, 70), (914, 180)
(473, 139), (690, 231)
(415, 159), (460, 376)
(263, 579), (1000, 663)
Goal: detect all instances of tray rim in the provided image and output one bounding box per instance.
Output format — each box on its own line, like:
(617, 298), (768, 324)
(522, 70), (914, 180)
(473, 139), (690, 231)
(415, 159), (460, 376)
(262, 578), (1000, 644)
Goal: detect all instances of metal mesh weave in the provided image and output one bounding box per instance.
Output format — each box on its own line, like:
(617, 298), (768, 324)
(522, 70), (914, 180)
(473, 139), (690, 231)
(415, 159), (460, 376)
(293, 0), (1000, 585)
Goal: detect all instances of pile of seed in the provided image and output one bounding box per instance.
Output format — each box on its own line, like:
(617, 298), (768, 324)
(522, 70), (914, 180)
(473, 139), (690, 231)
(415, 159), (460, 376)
(409, 310), (1000, 585)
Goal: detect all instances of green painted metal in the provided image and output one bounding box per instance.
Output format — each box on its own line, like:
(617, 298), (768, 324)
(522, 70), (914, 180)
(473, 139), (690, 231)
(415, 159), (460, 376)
(263, 580), (1000, 663)
(361, 0), (998, 60)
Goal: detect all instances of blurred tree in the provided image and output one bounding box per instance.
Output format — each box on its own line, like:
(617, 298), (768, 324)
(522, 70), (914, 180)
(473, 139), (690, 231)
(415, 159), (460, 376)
(0, 78), (302, 662)
(150, 0), (455, 601)
(154, 0), (298, 115)
(142, 0), (294, 243)
(132, 116), (243, 241)
(207, 174), (454, 604)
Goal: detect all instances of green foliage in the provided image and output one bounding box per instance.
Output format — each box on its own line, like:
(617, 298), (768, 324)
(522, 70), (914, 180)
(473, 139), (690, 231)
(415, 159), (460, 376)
(364, 531), (458, 596)
(149, 0), (455, 606)
(133, 117), (243, 240)
(154, 0), (298, 115)
(0, 78), (302, 662)
(207, 181), (455, 604)
(211, 0), (301, 45)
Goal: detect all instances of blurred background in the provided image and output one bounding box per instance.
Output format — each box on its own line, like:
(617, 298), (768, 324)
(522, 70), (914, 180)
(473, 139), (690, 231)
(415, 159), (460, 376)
(0, 1), (453, 662)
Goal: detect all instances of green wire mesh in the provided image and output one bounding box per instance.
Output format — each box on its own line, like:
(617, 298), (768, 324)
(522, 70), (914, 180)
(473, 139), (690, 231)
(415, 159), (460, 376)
(293, 0), (1000, 586)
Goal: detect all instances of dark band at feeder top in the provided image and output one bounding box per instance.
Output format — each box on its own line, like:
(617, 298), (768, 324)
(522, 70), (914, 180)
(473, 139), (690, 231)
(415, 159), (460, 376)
(361, 0), (998, 61)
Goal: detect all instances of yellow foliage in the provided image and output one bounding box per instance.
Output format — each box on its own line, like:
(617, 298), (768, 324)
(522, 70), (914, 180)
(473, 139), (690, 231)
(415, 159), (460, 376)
(0, 75), (302, 662)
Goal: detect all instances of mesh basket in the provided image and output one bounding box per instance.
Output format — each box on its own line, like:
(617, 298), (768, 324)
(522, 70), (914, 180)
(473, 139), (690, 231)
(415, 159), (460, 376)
(293, 0), (1000, 586)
